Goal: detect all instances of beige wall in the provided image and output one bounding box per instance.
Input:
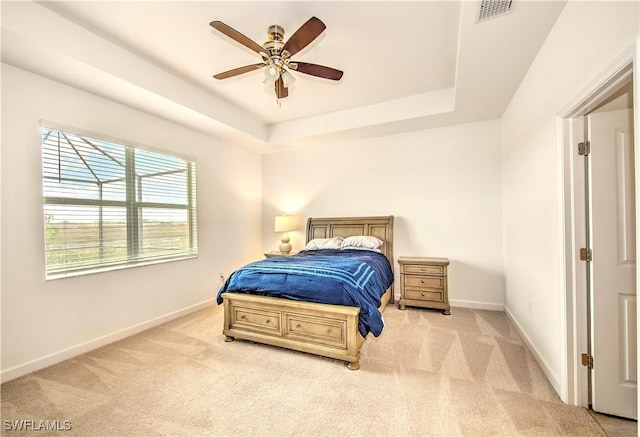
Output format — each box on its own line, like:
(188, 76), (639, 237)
(262, 120), (505, 309)
(501, 1), (639, 396)
(0, 64), (263, 380)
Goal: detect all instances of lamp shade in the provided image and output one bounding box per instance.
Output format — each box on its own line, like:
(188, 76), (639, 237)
(274, 215), (297, 232)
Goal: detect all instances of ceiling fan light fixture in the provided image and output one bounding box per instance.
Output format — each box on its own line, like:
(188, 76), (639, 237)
(263, 65), (279, 84)
(281, 69), (296, 88)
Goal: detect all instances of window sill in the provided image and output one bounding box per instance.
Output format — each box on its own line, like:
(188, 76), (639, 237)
(45, 255), (198, 281)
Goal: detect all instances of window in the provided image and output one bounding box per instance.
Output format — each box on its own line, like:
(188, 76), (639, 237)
(41, 126), (197, 278)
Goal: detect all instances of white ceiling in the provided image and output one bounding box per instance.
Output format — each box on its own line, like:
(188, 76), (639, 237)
(1, 1), (567, 153)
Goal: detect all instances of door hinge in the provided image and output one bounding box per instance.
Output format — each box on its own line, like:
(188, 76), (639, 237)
(581, 353), (594, 369)
(578, 141), (591, 156)
(579, 247), (592, 262)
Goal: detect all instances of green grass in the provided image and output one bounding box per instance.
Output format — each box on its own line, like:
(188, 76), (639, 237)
(45, 221), (194, 273)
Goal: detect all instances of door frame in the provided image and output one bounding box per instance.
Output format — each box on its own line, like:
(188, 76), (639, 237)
(559, 44), (638, 413)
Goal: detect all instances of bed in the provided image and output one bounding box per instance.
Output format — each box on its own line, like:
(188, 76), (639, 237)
(218, 216), (394, 370)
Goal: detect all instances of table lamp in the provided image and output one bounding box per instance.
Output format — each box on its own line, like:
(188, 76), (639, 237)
(274, 215), (297, 254)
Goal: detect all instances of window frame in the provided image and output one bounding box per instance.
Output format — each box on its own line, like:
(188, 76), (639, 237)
(40, 122), (198, 279)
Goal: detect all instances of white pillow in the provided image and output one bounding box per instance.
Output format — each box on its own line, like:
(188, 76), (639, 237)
(304, 237), (344, 250)
(340, 236), (383, 250)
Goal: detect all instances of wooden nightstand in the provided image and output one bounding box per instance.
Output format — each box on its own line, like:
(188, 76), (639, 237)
(398, 257), (450, 315)
(264, 251), (298, 258)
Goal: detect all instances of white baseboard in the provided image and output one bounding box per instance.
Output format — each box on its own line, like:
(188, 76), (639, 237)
(450, 299), (504, 312)
(503, 304), (562, 394)
(392, 294), (505, 312)
(1, 299), (216, 383)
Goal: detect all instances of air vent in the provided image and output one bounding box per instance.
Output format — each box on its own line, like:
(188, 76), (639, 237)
(478, 0), (513, 22)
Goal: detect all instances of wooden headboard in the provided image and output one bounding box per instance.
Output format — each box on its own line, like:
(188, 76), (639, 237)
(306, 216), (395, 300)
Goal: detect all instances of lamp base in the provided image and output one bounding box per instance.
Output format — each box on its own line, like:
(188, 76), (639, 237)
(279, 232), (291, 254)
(279, 242), (292, 254)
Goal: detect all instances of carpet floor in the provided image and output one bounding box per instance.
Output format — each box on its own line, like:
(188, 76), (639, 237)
(1, 304), (606, 436)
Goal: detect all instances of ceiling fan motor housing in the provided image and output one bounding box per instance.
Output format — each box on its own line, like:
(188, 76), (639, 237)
(264, 25), (286, 57)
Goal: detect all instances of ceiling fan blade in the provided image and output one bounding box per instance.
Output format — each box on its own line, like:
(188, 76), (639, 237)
(210, 21), (267, 57)
(213, 63), (265, 80)
(282, 17), (326, 57)
(290, 62), (343, 81)
(275, 77), (288, 98)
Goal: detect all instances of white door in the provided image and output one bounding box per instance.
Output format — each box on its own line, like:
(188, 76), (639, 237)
(589, 108), (637, 419)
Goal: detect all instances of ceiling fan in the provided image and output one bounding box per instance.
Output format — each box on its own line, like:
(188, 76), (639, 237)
(210, 17), (343, 99)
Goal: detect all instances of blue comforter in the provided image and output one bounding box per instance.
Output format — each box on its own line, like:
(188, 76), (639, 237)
(216, 249), (394, 337)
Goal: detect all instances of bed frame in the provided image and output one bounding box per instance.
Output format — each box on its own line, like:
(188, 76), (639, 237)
(221, 216), (394, 370)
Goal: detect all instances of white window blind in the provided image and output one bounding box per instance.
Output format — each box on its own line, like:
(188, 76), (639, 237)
(41, 126), (197, 278)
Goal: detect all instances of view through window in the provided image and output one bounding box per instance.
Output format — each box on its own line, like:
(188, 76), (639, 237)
(41, 126), (197, 277)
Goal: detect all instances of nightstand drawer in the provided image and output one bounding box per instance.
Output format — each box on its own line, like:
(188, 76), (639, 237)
(405, 288), (443, 302)
(404, 275), (443, 289)
(403, 264), (444, 275)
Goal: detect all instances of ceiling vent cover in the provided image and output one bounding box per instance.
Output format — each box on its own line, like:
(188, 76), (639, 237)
(478, 0), (513, 22)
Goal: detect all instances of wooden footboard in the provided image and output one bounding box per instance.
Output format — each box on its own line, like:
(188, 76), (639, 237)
(223, 287), (391, 370)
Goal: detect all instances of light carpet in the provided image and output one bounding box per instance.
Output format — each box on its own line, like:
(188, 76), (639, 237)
(1, 304), (605, 436)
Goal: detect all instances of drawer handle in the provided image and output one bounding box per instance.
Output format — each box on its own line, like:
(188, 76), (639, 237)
(422, 292), (426, 296)
(327, 329), (332, 334)
(266, 319), (271, 324)
(296, 324), (301, 328)
(421, 280), (425, 284)
(240, 315), (246, 320)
